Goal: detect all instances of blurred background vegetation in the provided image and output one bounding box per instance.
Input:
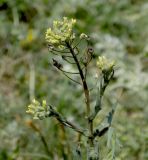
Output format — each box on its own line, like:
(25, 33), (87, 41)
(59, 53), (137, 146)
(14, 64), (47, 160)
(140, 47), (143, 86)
(0, 0), (148, 159)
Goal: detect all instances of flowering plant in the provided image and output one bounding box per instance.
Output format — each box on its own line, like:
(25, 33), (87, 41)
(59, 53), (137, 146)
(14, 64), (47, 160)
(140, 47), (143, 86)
(45, 17), (76, 49)
(27, 17), (117, 160)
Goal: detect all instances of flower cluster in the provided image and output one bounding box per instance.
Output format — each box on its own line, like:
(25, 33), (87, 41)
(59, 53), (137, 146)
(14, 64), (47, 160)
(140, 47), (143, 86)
(97, 56), (115, 72)
(26, 99), (50, 120)
(45, 17), (76, 49)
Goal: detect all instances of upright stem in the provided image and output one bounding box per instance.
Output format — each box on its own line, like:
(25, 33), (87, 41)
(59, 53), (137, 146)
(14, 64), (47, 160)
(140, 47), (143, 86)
(66, 42), (93, 146)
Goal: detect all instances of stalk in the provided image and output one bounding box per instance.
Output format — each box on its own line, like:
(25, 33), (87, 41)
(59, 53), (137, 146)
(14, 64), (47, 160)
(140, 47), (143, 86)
(66, 42), (98, 159)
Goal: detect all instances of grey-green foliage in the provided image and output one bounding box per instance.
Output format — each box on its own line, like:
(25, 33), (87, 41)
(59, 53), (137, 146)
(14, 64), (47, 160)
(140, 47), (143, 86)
(0, 0), (148, 159)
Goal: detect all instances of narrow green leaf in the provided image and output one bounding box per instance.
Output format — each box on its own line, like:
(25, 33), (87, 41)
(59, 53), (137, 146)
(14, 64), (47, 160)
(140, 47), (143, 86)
(107, 127), (114, 148)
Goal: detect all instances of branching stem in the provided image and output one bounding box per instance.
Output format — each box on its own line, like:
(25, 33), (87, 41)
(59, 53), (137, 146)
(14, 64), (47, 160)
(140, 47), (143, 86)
(48, 105), (86, 136)
(66, 42), (94, 146)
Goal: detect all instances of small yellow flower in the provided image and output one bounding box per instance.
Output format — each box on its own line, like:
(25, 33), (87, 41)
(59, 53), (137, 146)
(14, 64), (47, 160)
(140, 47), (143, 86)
(97, 56), (115, 71)
(26, 99), (50, 120)
(45, 17), (76, 49)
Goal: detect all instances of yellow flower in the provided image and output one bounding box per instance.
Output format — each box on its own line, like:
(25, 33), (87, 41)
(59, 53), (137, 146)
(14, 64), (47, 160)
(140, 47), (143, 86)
(45, 17), (76, 49)
(97, 56), (115, 71)
(26, 99), (50, 120)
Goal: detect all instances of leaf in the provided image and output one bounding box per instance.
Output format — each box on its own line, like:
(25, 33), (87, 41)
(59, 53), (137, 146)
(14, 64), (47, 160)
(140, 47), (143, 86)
(111, 137), (116, 160)
(107, 102), (117, 125)
(107, 127), (114, 148)
(72, 145), (82, 160)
